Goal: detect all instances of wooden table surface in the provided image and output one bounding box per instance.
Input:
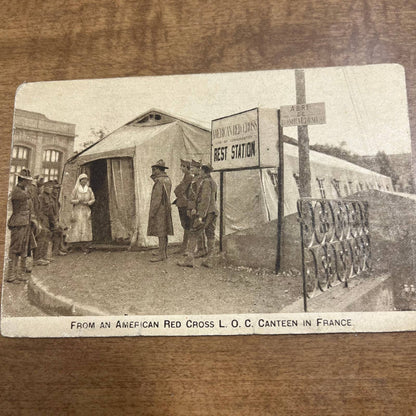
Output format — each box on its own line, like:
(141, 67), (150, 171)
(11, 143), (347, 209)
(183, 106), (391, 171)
(1, 1), (415, 414)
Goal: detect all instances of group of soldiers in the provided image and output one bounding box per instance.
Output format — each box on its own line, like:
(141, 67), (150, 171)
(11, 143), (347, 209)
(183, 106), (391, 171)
(6, 158), (217, 283)
(147, 158), (218, 267)
(6, 169), (67, 284)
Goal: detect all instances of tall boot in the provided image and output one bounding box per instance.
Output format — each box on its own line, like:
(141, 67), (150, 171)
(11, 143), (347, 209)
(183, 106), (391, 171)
(26, 255), (33, 273)
(182, 230), (189, 254)
(150, 236), (167, 262)
(206, 238), (215, 256)
(174, 229), (189, 255)
(177, 232), (197, 267)
(202, 238), (216, 268)
(34, 232), (50, 265)
(195, 232), (208, 258)
(6, 254), (19, 283)
(17, 257), (29, 282)
(163, 236), (168, 259)
(46, 241), (54, 262)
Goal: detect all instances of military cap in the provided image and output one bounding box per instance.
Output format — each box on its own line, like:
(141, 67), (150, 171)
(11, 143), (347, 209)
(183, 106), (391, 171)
(180, 159), (191, 168)
(191, 159), (201, 168)
(201, 163), (214, 172)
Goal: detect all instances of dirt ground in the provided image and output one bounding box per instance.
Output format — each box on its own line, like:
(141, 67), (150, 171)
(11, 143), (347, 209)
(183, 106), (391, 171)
(2, 248), (302, 317)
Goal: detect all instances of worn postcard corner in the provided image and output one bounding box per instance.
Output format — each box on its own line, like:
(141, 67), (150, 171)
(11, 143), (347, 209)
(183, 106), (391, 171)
(1, 64), (416, 338)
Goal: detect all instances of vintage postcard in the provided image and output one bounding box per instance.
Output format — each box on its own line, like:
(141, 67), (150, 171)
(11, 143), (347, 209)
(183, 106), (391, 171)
(1, 64), (415, 337)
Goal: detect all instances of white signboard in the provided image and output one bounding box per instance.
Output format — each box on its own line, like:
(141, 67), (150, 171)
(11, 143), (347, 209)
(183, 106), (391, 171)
(211, 108), (280, 171)
(280, 102), (326, 127)
(211, 108), (260, 171)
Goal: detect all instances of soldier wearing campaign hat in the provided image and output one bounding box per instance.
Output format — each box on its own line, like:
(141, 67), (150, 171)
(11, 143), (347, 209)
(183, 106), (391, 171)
(147, 159), (173, 262)
(172, 159), (192, 254)
(6, 168), (37, 283)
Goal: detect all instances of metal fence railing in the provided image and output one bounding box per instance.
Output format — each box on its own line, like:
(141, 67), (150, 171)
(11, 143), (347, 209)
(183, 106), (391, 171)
(297, 198), (371, 311)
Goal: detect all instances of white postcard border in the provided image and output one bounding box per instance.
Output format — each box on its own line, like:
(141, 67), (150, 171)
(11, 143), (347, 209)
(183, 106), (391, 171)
(2, 311), (416, 338)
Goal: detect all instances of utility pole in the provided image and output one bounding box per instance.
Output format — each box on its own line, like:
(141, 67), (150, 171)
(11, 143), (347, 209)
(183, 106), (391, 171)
(295, 69), (312, 197)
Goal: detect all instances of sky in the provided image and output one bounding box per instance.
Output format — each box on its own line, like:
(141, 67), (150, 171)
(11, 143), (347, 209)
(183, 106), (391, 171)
(14, 64), (411, 155)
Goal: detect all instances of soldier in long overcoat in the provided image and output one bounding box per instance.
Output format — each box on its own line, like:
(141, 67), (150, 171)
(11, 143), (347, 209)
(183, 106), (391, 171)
(147, 159), (173, 262)
(6, 169), (37, 283)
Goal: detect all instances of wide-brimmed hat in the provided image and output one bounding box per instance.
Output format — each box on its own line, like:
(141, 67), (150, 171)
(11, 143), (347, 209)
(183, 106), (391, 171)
(152, 159), (168, 169)
(16, 168), (33, 181)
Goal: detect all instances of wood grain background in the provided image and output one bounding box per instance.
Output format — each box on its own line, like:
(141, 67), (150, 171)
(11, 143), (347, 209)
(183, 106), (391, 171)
(1, 1), (416, 414)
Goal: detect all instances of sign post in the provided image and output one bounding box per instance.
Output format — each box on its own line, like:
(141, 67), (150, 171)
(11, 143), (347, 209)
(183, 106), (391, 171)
(280, 95), (326, 304)
(275, 110), (284, 273)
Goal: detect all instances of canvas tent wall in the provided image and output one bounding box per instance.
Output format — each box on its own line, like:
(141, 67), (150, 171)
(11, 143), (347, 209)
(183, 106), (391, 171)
(221, 142), (393, 236)
(61, 110), (211, 248)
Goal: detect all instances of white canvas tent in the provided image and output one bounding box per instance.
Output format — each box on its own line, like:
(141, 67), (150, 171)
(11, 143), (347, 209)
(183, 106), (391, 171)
(61, 107), (394, 261)
(222, 141), (394, 237)
(61, 110), (211, 248)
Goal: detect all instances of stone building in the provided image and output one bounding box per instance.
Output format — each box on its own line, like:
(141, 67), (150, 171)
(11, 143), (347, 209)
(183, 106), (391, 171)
(9, 109), (76, 188)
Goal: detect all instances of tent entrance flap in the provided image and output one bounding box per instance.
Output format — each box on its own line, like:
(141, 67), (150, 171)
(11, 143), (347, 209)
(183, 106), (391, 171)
(107, 157), (136, 244)
(87, 157), (136, 245)
(89, 159), (112, 243)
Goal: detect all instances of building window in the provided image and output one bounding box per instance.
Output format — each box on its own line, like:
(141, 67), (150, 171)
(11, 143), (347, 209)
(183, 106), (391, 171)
(42, 149), (62, 181)
(331, 179), (341, 197)
(10, 145), (31, 188)
(316, 177), (326, 199)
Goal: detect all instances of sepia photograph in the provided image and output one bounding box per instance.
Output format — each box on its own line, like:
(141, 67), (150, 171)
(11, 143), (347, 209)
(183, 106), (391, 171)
(1, 63), (415, 337)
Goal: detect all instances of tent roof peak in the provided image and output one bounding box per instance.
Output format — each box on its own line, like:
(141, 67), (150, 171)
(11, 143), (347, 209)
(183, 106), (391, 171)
(125, 108), (210, 131)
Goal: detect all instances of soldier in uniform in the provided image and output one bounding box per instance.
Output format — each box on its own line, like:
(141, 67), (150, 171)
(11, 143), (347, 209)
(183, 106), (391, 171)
(172, 159), (192, 254)
(178, 163), (218, 268)
(6, 169), (37, 283)
(25, 171), (41, 273)
(147, 159), (174, 262)
(186, 159), (207, 257)
(34, 180), (56, 266)
(51, 180), (68, 256)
